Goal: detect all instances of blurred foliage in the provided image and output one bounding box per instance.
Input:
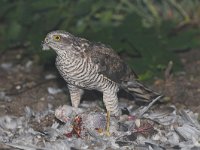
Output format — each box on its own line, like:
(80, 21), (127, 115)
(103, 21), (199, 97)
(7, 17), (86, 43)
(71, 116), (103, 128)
(0, 0), (200, 80)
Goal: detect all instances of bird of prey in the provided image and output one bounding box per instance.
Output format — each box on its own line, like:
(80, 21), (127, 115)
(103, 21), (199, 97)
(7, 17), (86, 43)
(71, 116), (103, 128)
(42, 30), (161, 117)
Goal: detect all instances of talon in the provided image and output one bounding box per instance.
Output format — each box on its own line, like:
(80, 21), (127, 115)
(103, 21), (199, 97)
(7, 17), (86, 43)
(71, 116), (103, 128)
(106, 131), (110, 136)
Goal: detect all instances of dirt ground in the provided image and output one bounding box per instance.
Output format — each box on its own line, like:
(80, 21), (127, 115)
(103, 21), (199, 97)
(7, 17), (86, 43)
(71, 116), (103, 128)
(153, 49), (200, 113)
(0, 48), (200, 118)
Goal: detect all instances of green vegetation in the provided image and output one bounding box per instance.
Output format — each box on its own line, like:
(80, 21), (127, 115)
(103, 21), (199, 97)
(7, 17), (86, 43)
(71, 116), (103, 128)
(0, 0), (200, 80)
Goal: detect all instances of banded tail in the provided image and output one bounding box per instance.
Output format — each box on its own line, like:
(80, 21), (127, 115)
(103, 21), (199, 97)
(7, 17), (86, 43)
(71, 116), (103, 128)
(122, 80), (161, 102)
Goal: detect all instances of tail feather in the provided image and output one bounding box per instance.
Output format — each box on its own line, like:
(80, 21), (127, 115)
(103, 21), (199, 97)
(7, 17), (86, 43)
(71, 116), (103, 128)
(122, 81), (161, 102)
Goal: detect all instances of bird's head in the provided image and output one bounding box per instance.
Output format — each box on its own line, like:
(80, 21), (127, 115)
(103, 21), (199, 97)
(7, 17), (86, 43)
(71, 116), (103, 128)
(42, 30), (75, 53)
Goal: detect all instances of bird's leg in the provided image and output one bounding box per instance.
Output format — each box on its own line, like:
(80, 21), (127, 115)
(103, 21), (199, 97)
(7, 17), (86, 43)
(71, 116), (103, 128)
(103, 91), (121, 116)
(103, 91), (121, 135)
(68, 84), (84, 108)
(106, 111), (111, 136)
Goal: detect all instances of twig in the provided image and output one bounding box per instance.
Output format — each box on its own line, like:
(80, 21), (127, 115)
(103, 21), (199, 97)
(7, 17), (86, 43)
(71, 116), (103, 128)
(164, 61), (173, 80)
(137, 95), (162, 118)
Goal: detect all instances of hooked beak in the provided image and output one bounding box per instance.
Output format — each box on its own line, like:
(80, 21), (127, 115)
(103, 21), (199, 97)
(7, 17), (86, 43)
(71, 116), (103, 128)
(42, 38), (50, 50)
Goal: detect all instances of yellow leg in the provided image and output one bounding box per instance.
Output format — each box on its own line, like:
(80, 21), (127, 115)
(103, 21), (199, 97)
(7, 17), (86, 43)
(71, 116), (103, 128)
(106, 111), (111, 136)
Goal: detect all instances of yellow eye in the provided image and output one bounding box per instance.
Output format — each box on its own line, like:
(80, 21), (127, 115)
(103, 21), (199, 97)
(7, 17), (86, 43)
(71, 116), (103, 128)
(53, 35), (61, 41)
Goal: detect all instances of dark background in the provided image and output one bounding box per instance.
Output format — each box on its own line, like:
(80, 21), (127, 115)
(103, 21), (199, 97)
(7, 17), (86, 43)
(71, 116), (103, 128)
(1, 0), (200, 80)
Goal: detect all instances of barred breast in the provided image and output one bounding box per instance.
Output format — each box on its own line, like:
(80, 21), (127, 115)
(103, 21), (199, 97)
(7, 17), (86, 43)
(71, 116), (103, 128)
(55, 54), (119, 92)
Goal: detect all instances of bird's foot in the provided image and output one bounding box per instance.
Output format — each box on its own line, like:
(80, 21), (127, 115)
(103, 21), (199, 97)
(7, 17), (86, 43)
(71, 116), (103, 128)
(105, 111), (111, 136)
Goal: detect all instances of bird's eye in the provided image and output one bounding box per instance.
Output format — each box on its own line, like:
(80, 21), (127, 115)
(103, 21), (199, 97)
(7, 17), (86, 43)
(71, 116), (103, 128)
(53, 35), (61, 41)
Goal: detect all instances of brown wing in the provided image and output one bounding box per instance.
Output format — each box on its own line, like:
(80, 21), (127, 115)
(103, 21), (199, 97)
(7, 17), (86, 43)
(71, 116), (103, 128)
(85, 42), (137, 84)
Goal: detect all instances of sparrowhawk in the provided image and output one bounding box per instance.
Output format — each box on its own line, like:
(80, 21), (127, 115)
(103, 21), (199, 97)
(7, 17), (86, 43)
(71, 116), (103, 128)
(42, 30), (161, 116)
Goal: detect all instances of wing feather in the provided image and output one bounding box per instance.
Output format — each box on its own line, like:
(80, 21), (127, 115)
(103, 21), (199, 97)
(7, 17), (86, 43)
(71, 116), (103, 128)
(86, 42), (137, 84)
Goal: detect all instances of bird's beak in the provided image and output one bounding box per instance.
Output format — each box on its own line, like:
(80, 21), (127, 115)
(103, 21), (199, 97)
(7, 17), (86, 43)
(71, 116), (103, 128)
(42, 38), (50, 50)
